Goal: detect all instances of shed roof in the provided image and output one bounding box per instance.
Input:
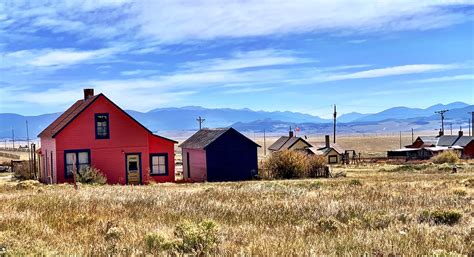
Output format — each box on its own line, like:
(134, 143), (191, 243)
(268, 136), (312, 151)
(436, 135), (459, 146)
(452, 136), (474, 147)
(179, 127), (259, 149)
(317, 143), (345, 155)
(419, 136), (438, 146)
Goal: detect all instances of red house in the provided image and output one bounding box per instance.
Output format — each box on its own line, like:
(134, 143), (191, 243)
(38, 89), (177, 185)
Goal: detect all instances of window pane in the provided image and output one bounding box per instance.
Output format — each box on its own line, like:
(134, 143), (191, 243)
(66, 153), (75, 165)
(152, 156), (159, 165)
(128, 161), (138, 172)
(78, 152), (89, 164)
(158, 164), (166, 174)
(66, 164), (74, 176)
(158, 156), (165, 165)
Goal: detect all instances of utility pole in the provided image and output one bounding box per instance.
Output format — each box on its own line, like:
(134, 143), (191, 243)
(469, 118), (472, 137)
(11, 128), (15, 149)
(399, 130), (402, 149)
(450, 123), (453, 135)
(435, 110), (449, 135)
(196, 116), (205, 130)
(333, 105), (337, 144)
(263, 129), (266, 156)
(411, 128), (414, 143)
(26, 120), (32, 176)
(468, 112), (474, 136)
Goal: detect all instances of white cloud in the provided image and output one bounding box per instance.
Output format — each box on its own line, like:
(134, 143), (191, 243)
(407, 74), (474, 83)
(322, 64), (458, 81)
(181, 49), (313, 71)
(2, 1), (472, 44)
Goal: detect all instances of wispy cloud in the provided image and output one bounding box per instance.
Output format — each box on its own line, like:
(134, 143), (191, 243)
(322, 64), (458, 81)
(407, 74), (474, 83)
(181, 49), (313, 72)
(2, 1), (473, 44)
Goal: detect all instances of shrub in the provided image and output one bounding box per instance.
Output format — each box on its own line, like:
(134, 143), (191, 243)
(431, 151), (459, 164)
(76, 167), (107, 185)
(306, 155), (327, 178)
(174, 219), (219, 254)
(16, 180), (42, 190)
(419, 210), (462, 226)
(453, 189), (467, 197)
(349, 179), (362, 186)
(145, 233), (177, 253)
(317, 217), (346, 232)
(13, 161), (35, 180)
(262, 151), (308, 179)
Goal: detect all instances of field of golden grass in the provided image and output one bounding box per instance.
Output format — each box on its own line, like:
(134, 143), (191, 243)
(0, 163), (472, 255)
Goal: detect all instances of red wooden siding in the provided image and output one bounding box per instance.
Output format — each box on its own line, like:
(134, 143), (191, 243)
(182, 148), (207, 182)
(43, 94), (175, 185)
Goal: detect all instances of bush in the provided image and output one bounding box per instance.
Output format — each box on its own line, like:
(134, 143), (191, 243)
(349, 179), (362, 186)
(262, 150), (327, 179)
(262, 151), (308, 179)
(16, 180), (42, 190)
(306, 155), (327, 178)
(174, 219), (219, 254)
(145, 233), (177, 253)
(419, 210), (462, 226)
(317, 217), (346, 232)
(431, 151), (460, 164)
(13, 161), (35, 180)
(76, 167), (107, 185)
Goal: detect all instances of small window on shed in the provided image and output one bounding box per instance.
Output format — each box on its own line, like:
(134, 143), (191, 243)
(95, 113), (109, 139)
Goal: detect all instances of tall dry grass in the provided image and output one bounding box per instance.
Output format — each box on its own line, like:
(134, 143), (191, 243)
(0, 165), (472, 255)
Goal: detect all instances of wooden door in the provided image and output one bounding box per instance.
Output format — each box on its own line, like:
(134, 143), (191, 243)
(126, 153), (141, 185)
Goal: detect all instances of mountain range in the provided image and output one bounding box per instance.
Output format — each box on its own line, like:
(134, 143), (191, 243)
(0, 102), (472, 138)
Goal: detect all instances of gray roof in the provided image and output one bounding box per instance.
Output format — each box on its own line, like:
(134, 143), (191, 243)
(436, 135), (460, 146)
(419, 136), (438, 146)
(268, 136), (312, 151)
(179, 127), (259, 149)
(452, 136), (474, 147)
(317, 143), (345, 155)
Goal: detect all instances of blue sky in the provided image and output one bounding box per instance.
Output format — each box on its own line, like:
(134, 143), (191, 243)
(1, 0), (473, 118)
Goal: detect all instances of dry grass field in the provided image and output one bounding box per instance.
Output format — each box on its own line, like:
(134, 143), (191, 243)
(0, 163), (473, 255)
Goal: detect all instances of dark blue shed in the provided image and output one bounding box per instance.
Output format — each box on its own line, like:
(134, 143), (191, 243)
(179, 127), (260, 182)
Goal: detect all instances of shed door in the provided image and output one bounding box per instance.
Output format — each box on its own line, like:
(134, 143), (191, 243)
(126, 154), (141, 185)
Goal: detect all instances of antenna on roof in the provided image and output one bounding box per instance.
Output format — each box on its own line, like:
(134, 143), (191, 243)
(435, 109), (449, 135)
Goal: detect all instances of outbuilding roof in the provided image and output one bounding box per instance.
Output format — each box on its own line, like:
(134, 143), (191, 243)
(452, 136), (474, 147)
(317, 143), (345, 155)
(268, 136), (312, 151)
(437, 135), (460, 146)
(179, 127), (260, 149)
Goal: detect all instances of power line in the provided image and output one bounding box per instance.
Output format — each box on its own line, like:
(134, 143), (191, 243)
(196, 116), (205, 130)
(434, 109), (449, 135)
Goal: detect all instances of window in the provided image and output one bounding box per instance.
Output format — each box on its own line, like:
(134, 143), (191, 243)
(65, 150), (90, 178)
(150, 153), (168, 175)
(95, 113), (109, 139)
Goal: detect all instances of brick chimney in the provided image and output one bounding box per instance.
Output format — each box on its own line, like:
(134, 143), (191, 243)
(325, 135), (330, 148)
(289, 130), (294, 138)
(459, 129), (463, 137)
(83, 88), (94, 100)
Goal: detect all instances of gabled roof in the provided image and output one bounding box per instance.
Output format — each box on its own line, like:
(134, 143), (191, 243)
(437, 135), (462, 147)
(38, 95), (100, 138)
(268, 136), (312, 151)
(452, 136), (474, 147)
(317, 143), (345, 155)
(179, 127), (260, 149)
(418, 136), (438, 146)
(38, 93), (177, 143)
